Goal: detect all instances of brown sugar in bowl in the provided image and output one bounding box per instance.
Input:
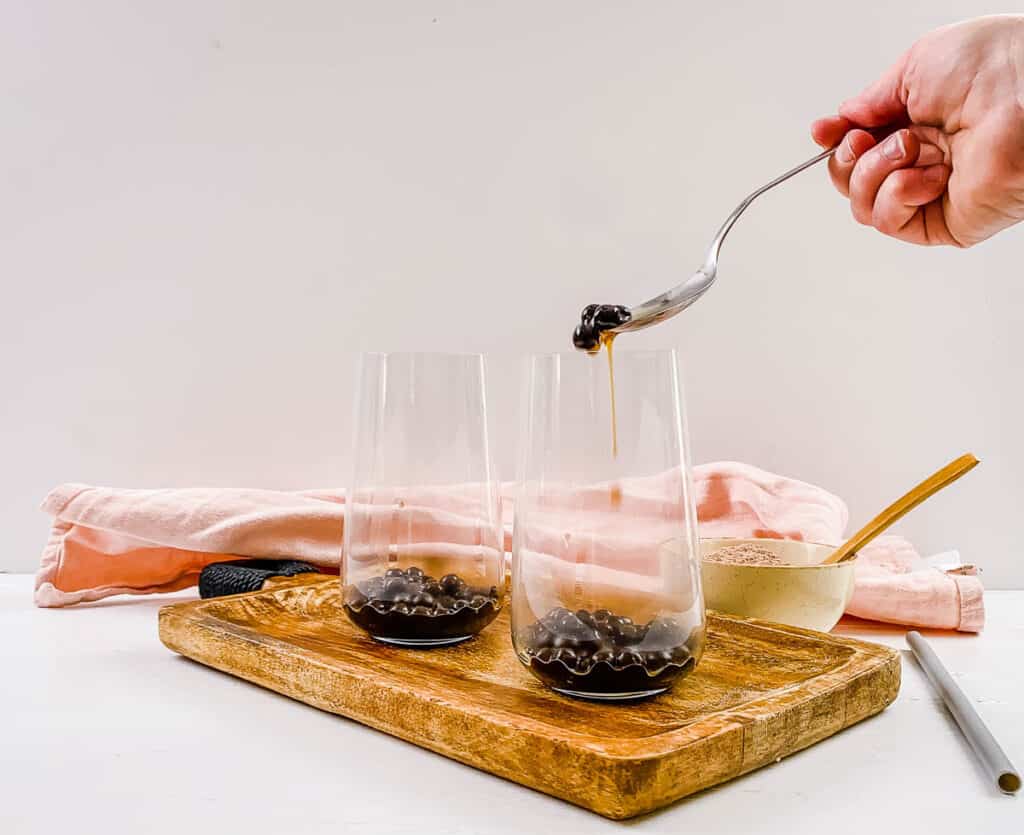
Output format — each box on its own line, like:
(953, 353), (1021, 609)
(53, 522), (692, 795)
(698, 537), (856, 632)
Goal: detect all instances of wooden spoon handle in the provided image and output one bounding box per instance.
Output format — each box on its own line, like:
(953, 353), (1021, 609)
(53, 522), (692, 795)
(823, 453), (980, 564)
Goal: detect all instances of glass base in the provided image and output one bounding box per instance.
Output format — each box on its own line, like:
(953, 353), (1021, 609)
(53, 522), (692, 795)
(371, 634), (473, 648)
(551, 686), (668, 702)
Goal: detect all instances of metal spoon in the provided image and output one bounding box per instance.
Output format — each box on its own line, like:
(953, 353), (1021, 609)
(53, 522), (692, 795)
(611, 146), (836, 335)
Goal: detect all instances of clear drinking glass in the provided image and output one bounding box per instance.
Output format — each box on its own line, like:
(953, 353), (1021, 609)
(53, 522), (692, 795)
(511, 348), (705, 699)
(343, 353), (504, 647)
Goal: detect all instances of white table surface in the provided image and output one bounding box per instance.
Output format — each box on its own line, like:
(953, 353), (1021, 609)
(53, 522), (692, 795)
(1, 575), (1020, 834)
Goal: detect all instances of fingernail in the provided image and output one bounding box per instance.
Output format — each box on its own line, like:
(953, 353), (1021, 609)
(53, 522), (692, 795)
(836, 136), (856, 163)
(924, 164), (949, 184)
(882, 132), (906, 161)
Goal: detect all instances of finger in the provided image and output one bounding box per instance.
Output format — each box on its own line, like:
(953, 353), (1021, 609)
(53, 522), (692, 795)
(849, 129), (921, 225)
(905, 124), (952, 163)
(827, 129), (877, 197)
(811, 115), (852, 148)
(871, 165), (952, 238)
(915, 142), (945, 167)
(839, 50), (911, 127)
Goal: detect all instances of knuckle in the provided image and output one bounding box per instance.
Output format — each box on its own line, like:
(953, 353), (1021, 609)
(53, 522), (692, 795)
(867, 141), (904, 175)
(885, 171), (915, 203)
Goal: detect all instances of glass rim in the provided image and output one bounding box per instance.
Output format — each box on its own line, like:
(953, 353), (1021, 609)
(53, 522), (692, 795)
(359, 350), (486, 360)
(524, 347), (680, 360)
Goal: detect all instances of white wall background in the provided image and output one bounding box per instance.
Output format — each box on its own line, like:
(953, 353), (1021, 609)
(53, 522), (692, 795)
(3, 1), (1022, 586)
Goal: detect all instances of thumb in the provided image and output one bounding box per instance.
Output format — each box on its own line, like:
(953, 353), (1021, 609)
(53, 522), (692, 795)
(838, 50), (910, 128)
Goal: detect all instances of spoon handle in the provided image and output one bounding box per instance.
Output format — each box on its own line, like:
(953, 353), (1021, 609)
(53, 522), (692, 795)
(705, 127), (898, 279)
(619, 146), (836, 334)
(823, 453), (980, 564)
(700, 146), (836, 275)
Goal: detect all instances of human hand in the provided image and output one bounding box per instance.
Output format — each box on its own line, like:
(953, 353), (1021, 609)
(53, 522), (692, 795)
(812, 15), (1024, 247)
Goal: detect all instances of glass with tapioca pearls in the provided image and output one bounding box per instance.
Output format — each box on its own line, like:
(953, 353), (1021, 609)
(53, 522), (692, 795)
(511, 348), (705, 700)
(342, 352), (504, 647)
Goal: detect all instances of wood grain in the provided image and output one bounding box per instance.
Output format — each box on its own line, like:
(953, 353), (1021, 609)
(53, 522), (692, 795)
(159, 577), (900, 819)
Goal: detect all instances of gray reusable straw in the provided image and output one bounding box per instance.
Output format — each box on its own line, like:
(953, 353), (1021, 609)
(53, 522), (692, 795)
(906, 631), (1020, 794)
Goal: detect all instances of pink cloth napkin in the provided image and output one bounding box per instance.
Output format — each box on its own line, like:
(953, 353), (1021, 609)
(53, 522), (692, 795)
(34, 462), (984, 631)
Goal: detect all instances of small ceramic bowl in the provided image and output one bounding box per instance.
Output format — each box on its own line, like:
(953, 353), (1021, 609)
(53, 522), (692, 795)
(699, 538), (856, 632)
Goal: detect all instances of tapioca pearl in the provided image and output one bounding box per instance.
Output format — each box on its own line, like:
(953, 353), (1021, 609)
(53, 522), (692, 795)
(670, 645), (692, 663)
(614, 624), (645, 646)
(572, 324), (599, 351)
(523, 623), (554, 649)
(553, 611), (587, 634)
(644, 617), (686, 647)
(539, 615), (559, 632)
(602, 620), (624, 641)
(551, 615), (574, 634)
(405, 567), (425, 581)
(424, 582), (444, 597)
(559, 616), (601, 641)
(439, 574), (465, 595)
(385, 568), (404, 579)
(572, 304), (630, 350)
(615, 649), (644, 668)
(593, 305), (630, 329)
(383, 577), (408, 595)
(411, 592), (435, 607)
(643, 650), (675, 669)
(552, 647), (578, 665)
(575, 609), (596, 628)
(345, 586), (369, 608)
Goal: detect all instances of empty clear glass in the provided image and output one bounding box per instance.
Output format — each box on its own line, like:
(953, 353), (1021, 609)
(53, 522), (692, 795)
(511, 348), (705, 699)
(343, 353), (504, 647)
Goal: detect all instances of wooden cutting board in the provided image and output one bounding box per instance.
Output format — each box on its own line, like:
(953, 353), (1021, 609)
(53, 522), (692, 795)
(159, 576), (900, 819)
